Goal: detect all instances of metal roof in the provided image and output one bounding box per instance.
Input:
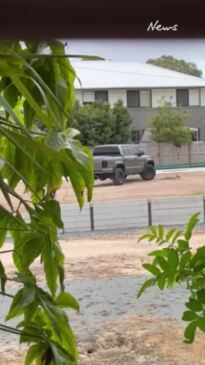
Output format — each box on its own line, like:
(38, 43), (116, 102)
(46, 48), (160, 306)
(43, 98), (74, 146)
(72, 61), (205, 89)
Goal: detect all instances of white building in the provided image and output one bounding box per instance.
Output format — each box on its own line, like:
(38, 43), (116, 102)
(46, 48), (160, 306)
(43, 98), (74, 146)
(73, 61), (205, 142)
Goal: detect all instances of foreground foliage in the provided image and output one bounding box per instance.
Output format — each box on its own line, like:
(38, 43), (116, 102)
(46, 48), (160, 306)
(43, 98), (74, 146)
(137, 213), (205, 344)
(0, 41), (93, 364)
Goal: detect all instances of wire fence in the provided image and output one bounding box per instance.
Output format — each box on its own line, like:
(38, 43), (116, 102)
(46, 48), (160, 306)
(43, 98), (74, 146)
(60, 195), (205, 234)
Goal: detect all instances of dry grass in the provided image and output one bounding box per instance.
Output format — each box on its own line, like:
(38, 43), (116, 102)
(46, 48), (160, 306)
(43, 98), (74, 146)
(79, 316), (205, 365)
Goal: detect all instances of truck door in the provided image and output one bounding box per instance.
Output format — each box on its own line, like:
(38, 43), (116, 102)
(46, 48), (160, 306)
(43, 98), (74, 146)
(128, 146), (145, 174)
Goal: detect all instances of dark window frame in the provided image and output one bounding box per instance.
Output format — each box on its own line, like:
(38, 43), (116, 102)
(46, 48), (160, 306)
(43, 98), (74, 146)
(176, 89), (189, 106)
(127, 89), (151, 108)
(130, 129), (141, 143)
(127, 90), (140, 108)
(191, 128), (200, 141)
(94, 90), (108, 102)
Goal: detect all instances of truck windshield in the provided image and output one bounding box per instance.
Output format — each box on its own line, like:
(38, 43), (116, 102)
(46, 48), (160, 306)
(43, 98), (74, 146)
(93, 147), (121, 156)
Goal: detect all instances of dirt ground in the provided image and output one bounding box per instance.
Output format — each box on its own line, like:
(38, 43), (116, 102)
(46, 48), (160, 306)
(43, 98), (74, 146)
(2, 170), (205, 210)
(56, 170), (205, 204)
(1, 170), (205, 363)
(1, 230), (205, 364)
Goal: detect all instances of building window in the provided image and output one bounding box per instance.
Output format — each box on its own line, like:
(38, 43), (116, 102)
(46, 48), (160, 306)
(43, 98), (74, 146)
(127, 91), (140, 108)
(140, 90), (151, 107)
(83, 91), (95, 104)
(176, 89), (189, 106)
(131, 129), (141, 143)
(191, 128), (200, 141)
(95, 90), (108, 102)
(127, 90), (151, 108)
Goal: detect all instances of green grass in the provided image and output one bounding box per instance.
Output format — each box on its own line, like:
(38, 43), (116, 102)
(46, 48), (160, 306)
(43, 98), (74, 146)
(191, 191), (205, 196)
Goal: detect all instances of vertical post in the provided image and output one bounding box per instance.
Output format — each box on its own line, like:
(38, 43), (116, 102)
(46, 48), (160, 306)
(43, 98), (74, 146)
(148, 199), (152, 227)
(188, 143), (191, 166)
(89, 202), (95, 231)
(203, 197), (205, 224)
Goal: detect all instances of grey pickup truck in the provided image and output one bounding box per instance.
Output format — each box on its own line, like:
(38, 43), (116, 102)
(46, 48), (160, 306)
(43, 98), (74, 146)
(93, 144), (156, 185)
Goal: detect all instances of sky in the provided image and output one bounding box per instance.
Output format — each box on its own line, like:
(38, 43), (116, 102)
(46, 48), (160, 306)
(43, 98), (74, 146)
(66, 39), (205, 77)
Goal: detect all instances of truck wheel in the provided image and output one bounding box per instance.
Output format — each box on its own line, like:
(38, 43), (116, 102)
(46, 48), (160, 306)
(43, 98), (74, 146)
(140, 165), (156, 181)
(113, 167), (125, 185)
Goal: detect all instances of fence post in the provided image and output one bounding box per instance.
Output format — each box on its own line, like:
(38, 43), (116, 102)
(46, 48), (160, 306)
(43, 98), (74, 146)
(148, 199), (152, 227)
(203, 197), (205, 223)
(89, 202), (95, 231)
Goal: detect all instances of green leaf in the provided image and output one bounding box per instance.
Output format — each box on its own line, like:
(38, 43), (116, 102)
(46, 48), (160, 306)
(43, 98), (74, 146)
(192, 246), (205, 262)
(41, 239), (59, 297)
(158, 224), (164, 238)
(186, 298), (203, 312)
(182, 311), (198, 322)
(21, 285), (36, 307)
(179, 251), (192, 271)
(11, 75), (51, 129)
(148, 235), (156, 242)
(148, 249), (168, 257)
(0, 260), (6, 292)
(24, 343), (46, 365)
(197, 317), (205, 332)
(6, 289), (24, 320)
(137, 278), (155, 298)
(165, 228), (176, 241)
(156, 256), (168, 272)
(42, 200), (64, 229)
(167, 249), (179, 271)
(184, 320), (198, 343)
(197, 289), (205, 304)
(23, 100), (35, 128)
(55, 292), (79, 312)
(157, 276), (166, 290)
(0, 126), (48, 175)
(4, 82), (19, 108)
(171, 230), (183, 244)
(51, 343), (74, 365)
(185, 213), (200, 241)
(150, 226), (157, 237)
(138, 233), (152, 243)
(143, 263), (161, 277)
(6, 284), (36, 321)
(178, 240), (189, 252)
(21, 234), (44, 268)
(0, 93), (31, 137)
(0, 175), (13, 210)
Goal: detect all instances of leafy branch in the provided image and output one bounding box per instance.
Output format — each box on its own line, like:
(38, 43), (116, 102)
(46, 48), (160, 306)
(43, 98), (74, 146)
(0, 40), (93, 364)
(137, 213), (205, 343)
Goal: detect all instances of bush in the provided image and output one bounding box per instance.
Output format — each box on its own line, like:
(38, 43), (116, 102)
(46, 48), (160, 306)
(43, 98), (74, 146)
(70, 100), (132, 146)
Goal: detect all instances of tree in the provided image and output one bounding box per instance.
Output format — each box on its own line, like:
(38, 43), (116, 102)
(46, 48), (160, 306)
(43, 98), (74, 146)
(0, 41), (93, 364)
(109, 100), (132, 143)
(150, 101), (192, 147)
(137, 213), (205, 344)
(70, 100), (132, 146)
(147, 55), (203, 77)
(70, 100), (113, 146)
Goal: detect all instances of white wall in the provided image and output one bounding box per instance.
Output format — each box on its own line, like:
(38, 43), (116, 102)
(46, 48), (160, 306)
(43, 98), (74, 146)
(152, 89), (176, 107)
(189, 88), (200, 106)
(200, 88), (205, 106)
(75, 90), (83, 104)
(108, 89), (127, 106)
